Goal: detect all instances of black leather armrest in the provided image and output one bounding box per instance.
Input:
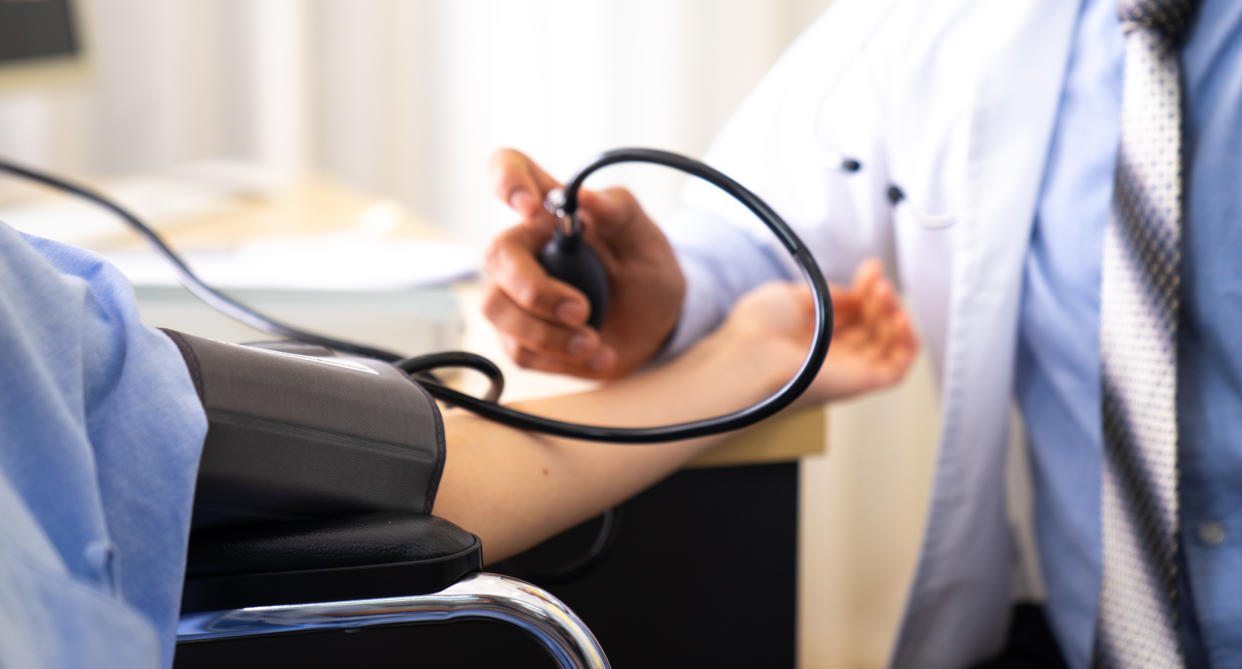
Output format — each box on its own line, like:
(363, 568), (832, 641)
(181, 512), (482, 614)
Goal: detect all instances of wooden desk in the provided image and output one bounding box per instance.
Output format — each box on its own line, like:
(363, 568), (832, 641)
(14, 174), (446, 256)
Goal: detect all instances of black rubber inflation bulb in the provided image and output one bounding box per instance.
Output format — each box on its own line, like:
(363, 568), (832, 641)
(538, 217), (610, 330)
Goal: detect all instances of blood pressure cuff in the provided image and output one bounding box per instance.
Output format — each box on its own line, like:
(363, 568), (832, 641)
(162, 330), (445, 529)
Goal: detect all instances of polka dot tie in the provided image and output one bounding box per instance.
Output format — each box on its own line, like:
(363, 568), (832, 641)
(1095, 1), (1198, 667)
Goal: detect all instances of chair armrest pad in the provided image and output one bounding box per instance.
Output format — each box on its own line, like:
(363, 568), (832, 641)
(182, 513), (481, 613)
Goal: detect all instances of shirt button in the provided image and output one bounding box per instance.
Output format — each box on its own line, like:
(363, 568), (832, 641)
(1198, 522), (1226, 546)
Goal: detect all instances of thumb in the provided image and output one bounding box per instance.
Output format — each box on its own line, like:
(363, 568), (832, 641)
(489, 148), (562, 218)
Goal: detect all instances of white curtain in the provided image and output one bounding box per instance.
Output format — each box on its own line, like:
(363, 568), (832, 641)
(0, 0), (833, 238)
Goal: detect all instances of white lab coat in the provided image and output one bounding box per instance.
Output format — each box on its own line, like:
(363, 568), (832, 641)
(669, 0), (1082, 666)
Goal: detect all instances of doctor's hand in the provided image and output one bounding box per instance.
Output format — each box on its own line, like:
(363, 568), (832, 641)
(484, 148), (686, 379)
(717, 260), (919, 408)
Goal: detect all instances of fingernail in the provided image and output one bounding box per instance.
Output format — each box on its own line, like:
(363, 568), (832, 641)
(587, 349), (615, 373)
(567, 333), (595, 358)
(510, 189), (537, 214)
(556, 300), (587, 325)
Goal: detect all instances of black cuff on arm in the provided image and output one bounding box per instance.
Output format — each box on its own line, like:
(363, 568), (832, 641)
(162, 330), (445, 529)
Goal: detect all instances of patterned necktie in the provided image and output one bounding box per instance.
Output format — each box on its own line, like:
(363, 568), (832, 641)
(1095, 0), (1198, 666)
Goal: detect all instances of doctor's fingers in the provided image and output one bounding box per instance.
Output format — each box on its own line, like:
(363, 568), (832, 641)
(490, 148), (562, 218)
(577, 189), (680, 268)
(482, 283), (611, 364)
(484, 223), (591, 326)
(495, 326), (618, 379)
(576, 188), (643, 236)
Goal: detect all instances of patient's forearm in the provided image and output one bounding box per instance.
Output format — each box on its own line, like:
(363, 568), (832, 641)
(433, 326), (788, 564)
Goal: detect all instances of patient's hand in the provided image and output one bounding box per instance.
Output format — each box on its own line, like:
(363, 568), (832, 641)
(719, 259), (918, 408)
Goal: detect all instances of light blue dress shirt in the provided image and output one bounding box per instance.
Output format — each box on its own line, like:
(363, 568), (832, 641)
(1016, 0), (1242, 666)
(0, 222), (207, 668)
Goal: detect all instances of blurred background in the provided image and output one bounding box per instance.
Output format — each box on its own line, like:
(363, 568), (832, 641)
(0, 2), (945, 666)
(0, 0), (841, 237)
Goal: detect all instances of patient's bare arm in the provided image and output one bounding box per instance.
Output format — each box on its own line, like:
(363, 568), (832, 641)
(434, 260), (918, 564)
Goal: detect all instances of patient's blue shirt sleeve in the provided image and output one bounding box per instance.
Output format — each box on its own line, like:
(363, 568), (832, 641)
(0, 222), (207, 669)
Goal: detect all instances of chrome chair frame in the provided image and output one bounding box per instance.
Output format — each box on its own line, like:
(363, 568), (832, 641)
(178, 572), (609, 669)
